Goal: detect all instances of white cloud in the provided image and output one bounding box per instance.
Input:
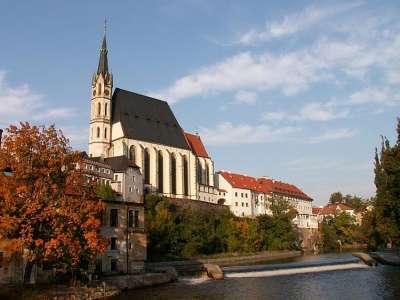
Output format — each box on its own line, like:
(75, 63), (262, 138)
(294, 102), (349, 121)
(308, 128), (357, 144)
(234, 90), (257, 105)
(262, 111), (287, 121)
(152, 22), (400, 104)
(0, 71), (43, 125)
(386, 70), (400, 85)
(199, 122), (300, 146)
(151, 51), (325, 103)
(33, 108), (76, 121)
(349, 87), (400, 106)
(262, 102), (349, 123)
(238, 2), (363, 45)
(0, 71), (75, 127)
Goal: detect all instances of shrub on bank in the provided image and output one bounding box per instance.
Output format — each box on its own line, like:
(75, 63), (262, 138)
(145, 195), (298, 261)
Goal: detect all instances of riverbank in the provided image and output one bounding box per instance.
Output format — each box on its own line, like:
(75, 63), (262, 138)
(0, 270), (177, 300)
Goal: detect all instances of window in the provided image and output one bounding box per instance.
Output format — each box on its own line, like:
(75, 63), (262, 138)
(114, 174), (118, 181)
(104, 127), (107, 139)
(171, 154), (176, 194)
(235, 202), (238, 206)
(111, 259), (117, 272)
(129, 146), (136, 164)
(242, 212), (244, 217)
(105, 103), (108, 116)
(246, 203), (249, 207)
(242, 202), (244, 207)
(134, 210), (139, 227)
(128, 210), (134, 228)
(132, 176), (135, 182)
(97, 127), (100, 138)
(144, 149), (150, 185)
(110, 209), (118, 227)
(241, 193), (243, 198)
(158, 151), (164, 193)
(183, 155), (189, 196)
(235, 192), (238, 197)
(245, 193), (248, 198)
(98, 102), (101, 116)
(129, 187), (133, 193)
(110, 237), (117, 250)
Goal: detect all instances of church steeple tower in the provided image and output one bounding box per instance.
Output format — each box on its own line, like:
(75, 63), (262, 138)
(89, 21), (113, 158)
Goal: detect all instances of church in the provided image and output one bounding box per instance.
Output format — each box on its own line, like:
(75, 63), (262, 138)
(88, 33), (218, 203)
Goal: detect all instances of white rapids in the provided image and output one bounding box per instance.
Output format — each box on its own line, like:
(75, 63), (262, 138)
(224, 263), (368, 278)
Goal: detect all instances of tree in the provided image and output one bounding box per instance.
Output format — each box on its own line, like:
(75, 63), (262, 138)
(329, 192), (344, 204)
(374, 119), (400, 247)
(0, 123), (106, 282)
(96, 182), (115, 201)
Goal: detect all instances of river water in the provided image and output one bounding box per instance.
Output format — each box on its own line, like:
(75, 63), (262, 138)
(111, 253), (400, 300)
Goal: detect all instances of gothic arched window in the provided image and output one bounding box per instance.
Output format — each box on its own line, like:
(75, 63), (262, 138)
(104, 127), (107, 139)
(158, 151), (164, 193)
(171, 154), (176, 195)
(129, 146), (136, 164)
(183, 155), (189, 196)
(205, 164), (209, 186)
(97, 127), (100, 138)
(197, 158), (202, 185)
(97, 102), (101, 116)
(105, 103), (108, 117)
(144, 149), (150, 185)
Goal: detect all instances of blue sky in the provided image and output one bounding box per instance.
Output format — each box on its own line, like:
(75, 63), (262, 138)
(1, 0), (400, 204)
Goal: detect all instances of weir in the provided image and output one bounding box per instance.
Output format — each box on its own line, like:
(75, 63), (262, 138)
(223, 257), (369, 278)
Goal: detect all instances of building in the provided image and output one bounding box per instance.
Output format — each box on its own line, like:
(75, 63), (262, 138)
(315, 203), (356, 222)
(81, 154), (146, 274)
(88, 33), (216, 202)
(216, 171), (318, 229)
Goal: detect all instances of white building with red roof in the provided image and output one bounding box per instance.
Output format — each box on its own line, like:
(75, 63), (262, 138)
(315, 203), (355, 222)
(216, 171), (318, 229)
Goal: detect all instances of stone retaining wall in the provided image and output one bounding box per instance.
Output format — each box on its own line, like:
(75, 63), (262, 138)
(146, 250), (302, 273)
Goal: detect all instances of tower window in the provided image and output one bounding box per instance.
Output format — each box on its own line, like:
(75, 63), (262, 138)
(98, 103), (101, 116)
(104, 127), (107, 139)
(97, 127), (100, 138)
(98, 83), (102, 94)
(105, 103), (108, 116)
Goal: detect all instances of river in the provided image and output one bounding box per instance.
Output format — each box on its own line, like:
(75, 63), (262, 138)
(111, 253), (400, 300)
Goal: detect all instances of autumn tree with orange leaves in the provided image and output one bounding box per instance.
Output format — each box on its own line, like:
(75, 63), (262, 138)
(0, 123), (106, 282)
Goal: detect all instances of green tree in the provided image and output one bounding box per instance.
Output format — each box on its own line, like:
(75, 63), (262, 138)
(96, 182), (115, 201)
(329, 192), (344, 204)
(374, 119), (400, 247)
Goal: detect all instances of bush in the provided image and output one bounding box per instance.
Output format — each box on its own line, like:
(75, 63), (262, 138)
(145, 196), (298, 260)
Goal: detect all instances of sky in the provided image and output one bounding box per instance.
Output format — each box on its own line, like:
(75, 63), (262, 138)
(1, 0), (400, 205)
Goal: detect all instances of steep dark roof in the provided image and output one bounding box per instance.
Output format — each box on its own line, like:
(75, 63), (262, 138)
(111, 88), (190, 150)
(97, 35), (109, 75)
(104, 155), (139, 172)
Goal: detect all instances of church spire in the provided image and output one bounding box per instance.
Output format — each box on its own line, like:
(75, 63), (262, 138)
(97, 18), (109, 75)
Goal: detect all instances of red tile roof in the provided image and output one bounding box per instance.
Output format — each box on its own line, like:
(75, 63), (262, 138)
(312, 207), (322, 214)
(218, 171), (312, 201)
(320, 203), (353, 215)
(184, 132), (209, 158)
(219, 171), (263, 192)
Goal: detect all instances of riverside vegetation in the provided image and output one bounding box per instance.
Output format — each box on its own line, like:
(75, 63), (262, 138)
(145, 195), (299, 261)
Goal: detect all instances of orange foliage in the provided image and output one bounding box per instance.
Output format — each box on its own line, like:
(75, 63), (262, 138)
(0, 122), (106, 269)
